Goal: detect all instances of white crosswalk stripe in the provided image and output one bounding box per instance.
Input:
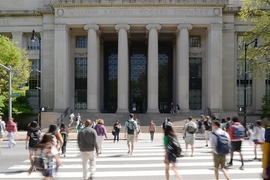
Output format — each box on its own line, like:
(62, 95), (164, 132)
(0, 138), (264, 180)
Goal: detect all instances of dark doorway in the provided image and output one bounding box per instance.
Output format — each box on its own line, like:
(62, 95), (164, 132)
(104, 41), (118, 113)
(129, 41), (147, 113)
(158, 41), (173, 113)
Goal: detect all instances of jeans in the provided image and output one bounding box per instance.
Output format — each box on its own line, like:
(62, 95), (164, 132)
(97, 136), (104, 153)
(8, 132), (16, 148)
(61, 141), (67, 154)
(150, 131), (155, 141)
(114, 131), (119, 142)
(81, 151), (96, 180)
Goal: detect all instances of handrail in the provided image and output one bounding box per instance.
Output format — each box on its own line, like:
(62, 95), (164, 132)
(57, 107), (70, 126)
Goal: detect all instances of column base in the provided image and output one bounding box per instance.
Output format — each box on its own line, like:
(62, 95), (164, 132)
(86, 109), (99, 113)
(180, 109), (190, 114)
(116, 109), (129, 113)
(147, 109), (160, 113)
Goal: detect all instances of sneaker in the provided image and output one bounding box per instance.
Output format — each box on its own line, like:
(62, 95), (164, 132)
(227, 162), (233, 166)
(239, 165), (244, 170)
(127, 150), (130, 154)
(205, 144), (208, 147)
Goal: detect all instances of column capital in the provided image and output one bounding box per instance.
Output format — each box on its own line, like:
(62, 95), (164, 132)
(207, 23), (223, 32)
(177, 24), (193, 31)
(84, 24), (99, 31)
(115, 24), (130, 31)
(146, 23), (161, 31)
(55, 24), (69, 32)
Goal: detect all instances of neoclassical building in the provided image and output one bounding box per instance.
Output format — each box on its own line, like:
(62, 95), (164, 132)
(0, 0), (265, 117)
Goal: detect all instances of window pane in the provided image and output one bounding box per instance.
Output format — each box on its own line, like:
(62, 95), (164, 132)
(189, 36), (201, 47)
(76, 36), (87, 48)
(27, 37), (40, 50)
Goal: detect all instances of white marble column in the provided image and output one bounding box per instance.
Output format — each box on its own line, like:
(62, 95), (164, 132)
(207, 23), (223, 112)
(54, 24), (70, 111)
(84, 24), (100, 112)
(115, 24), (130, 113)
(146, 24), (161, 113)
(12, 32), (23, 48)
(176, 24), (192, 113)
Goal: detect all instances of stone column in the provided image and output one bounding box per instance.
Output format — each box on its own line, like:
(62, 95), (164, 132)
(115, 24), (130, 113)
(54, 24), (70, 111)
(12, 32), (23, 48)
(176, 24), (192, 113)
(146, 24), (161, 113)
(207, 23), (223, 112)
(84, 24), (100, 112)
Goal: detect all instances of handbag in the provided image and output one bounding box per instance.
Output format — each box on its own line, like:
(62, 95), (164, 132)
(112, 130), (115, 136)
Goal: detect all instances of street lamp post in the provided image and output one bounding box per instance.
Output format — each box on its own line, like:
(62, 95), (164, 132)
(0, 63), (12, 118)
(31, 30), (41, 112)
(243, 38), (258, 127)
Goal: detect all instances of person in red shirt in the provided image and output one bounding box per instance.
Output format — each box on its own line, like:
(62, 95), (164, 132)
(6, 117), (17, 148)
(227, 116), (244, 170)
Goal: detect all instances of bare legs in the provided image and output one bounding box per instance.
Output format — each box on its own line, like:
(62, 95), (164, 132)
(214, 167), (230, 180)
(165, 162), (182, 180)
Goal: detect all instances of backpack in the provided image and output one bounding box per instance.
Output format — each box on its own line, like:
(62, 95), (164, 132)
(127, 120), (135, 134)
(212, 132), (231, 156)
(33, 148), (48, 171)
(168, 137), (182, 157)
(187, 122), (197, 134)
(233, 124), (245, 139)
(29, 131), (40, 148)
(60, 131), (68, 142)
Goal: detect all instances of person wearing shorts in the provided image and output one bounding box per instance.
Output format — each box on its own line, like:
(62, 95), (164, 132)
(124, 114), (138, 155)
(211, 120), (230, 180)
(227, 116), (244, 170)
(183, 116), (197, 157)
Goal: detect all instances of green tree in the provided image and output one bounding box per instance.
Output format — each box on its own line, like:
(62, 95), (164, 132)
(261, 93), (270, 119)
(0, 35), (32, 116)
(239, 0), (270, 77)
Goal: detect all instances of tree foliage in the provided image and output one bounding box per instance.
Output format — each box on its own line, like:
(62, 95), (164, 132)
(0, 35), (32, 116)
(239, 0), (270, 77)
(261, 93), (270, 119)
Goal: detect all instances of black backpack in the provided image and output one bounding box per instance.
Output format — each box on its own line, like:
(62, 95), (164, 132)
(168, 137), (182, 157)
(29, 131), (40, 148)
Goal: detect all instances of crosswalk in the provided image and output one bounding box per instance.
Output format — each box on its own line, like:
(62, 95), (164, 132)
(0, 137), (264, 180)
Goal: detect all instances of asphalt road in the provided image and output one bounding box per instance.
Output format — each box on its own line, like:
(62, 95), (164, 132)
(0, 138), (264, 180)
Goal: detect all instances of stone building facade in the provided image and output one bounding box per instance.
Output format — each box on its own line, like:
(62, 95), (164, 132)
(0, 0), (265, 116)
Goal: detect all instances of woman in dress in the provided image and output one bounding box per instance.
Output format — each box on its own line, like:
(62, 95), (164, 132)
(113, 120), (121, 143)
(149, 120), (156, 142)
(94, 119), (108, 154)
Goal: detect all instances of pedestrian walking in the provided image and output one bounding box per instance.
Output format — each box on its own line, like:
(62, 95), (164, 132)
(60, 123), (69, 157)
(204, 116), (212, 147)
(47, 124), (63, 151)
(183, 116), (197, 157)
(227, 116), (245, 170)
(94, 119), (107, 154)
(0, 116), (6, 143)
(262, 119), (270, 180)
(149, 120), (156, 142)
(25, 121), (41, 173)
(77, 121), (85, 133)
(211, 120), (230, 180)
(113, 120), (121, 143)
(124, 113), (138, 155)
(196, 119), (203, 134)
(176, 104), (180, 115)
(68, 112), (75, 127)
(77, 119), (99, 180)
(164, 123), (182, 180)
(170, 102), (175, 115)
(249, 120), (265, 160)
(75, 113), (81, 129)
(29, 133), (63, 179)
(6, 117), (17, 148)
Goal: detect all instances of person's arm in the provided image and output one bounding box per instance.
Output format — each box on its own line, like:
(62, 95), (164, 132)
(183, 125), (187, 138)
(103, 126), (108, 139)
(25, 135), (29, 150)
